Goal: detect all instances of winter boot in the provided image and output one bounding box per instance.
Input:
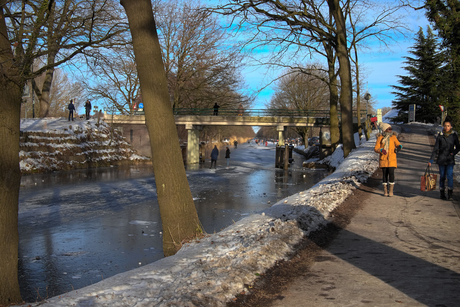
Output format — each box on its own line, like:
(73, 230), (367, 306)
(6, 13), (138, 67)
(440, 189), (447, 200)
(448, 189), (453, 200)
(389, 182), (395, 197)
(383, 183), (388, 196)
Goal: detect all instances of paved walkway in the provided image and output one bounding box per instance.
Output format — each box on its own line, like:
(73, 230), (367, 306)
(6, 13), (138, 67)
(270, 124), (460, 306)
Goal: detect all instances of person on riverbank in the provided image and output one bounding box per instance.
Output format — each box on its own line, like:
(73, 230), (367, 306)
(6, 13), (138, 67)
(225, 147), (231, 168)
(428, 119), (460, 200)
(210, 145), (219, 169)
(85, 100), (92, 120)
(68, 99), (75, 121)
(374, 122), (402, 197)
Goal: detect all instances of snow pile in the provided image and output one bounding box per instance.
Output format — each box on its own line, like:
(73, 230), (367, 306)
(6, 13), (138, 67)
(19, 118), (149, 173)
(381, 108), (399, 124)
(17, 133), (380, 307)
(318, 144), (344, 169)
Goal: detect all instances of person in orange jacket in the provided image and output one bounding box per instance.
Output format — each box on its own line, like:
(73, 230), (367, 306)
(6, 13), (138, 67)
(374, 122), (402, 196)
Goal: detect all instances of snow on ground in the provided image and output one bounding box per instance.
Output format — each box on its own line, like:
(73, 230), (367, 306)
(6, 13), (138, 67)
(17, 130), (381, 307)
(19, 117), (149, 173)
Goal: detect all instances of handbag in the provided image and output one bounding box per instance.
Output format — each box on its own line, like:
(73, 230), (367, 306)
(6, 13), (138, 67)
(420, 166), (437, 192)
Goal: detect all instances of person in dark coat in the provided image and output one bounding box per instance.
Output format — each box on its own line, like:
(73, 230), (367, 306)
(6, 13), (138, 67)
(210, 145), (219, 169)
(225, 147), (231, 168)
(428, 119), (460, 200)
(213, 103), (220, 116)
(85, 100), (92, 120)
(68, 99), (75, 121)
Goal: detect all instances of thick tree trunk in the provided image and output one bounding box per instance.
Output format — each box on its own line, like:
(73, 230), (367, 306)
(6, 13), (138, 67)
(0, 7), (23, 305)
(39, 65), (55, 117)
(120, 0), (202, 256)
(325, 44), (340, 149)
(354, 47), (362, 137)
(329, 0), (355, 157)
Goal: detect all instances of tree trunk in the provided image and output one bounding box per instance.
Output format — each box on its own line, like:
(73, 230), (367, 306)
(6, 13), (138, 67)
(325, 43), (340, 149)
(354, 46), (362, 137)
(329, 0), (355, 157)
(0, 7), (23, 305)
(39, 64), (55, 118)
(120, 0), (202, 257)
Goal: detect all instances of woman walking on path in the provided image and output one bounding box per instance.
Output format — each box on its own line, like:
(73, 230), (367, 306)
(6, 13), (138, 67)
(225, 147), (231, 168)
(428, 120), (460, 200)
(374, 122), (402, 196)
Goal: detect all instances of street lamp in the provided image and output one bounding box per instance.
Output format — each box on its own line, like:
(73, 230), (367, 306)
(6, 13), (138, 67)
(364, 92), (371, 116)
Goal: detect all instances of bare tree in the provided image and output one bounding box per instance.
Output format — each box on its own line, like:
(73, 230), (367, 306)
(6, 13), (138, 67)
(4, 0), (129, 117)
(212, 0), (413, 156)
(120, 0), (203, 257)
(346, 0), (410, 135)
(48, 69), (85, 117)
(22, 67), (85, 118)
(155, 0), (252, 110)
(84, 46), (140, 114)
(212, 0), (356, 155)
(268, 67), (330, 145)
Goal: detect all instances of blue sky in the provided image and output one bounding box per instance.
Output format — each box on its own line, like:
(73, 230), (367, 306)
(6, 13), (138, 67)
(235, 3), (430, 111)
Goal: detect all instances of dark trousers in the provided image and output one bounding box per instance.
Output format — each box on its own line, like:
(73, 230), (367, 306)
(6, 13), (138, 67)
(68, 110), (74, 121)
(210, 159), (217, 168)
(86, 109), (91, 120)
(382, 167), (395, 183)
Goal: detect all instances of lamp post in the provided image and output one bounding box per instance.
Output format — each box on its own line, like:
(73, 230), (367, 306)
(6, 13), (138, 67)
(364, 92), (371, 140)
(364, 92), (371, 116)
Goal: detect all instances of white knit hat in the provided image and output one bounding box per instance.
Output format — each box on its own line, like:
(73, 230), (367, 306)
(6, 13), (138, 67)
(380, 122), (391, 132)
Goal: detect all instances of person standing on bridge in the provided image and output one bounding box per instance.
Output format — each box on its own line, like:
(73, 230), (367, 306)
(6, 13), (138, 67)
(68, 99), (75, 121)
(237, 103), (244, 116)
(213, 103), (220, 116)
(210, 145), (219, 169)
(374, 122), (402, 197)
(225, 147), (231, 168)
(85, 100), (92, 120)
(428, 119), (460, 200)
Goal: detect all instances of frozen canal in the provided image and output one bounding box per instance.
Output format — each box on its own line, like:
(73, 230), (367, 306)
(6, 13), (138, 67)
(18, 142), (329, 302)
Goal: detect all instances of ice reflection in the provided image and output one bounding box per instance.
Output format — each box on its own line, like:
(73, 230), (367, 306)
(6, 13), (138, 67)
(18, 146), (329, 302)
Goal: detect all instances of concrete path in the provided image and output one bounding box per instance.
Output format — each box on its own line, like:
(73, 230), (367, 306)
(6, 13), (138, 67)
(270, 124), (460, 306)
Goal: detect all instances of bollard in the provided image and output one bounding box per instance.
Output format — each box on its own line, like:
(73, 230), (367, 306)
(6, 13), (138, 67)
(284, 144), (289, 170)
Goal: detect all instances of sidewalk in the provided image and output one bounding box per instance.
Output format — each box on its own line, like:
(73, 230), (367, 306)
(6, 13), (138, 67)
(269, 124), (460, 306)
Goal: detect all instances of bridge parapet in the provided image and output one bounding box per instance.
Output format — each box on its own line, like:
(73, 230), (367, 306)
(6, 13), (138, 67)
(108, 114), (330, 127)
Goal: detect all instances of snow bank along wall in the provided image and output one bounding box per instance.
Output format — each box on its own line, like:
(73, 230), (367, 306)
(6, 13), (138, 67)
(19, 120), (148, 174)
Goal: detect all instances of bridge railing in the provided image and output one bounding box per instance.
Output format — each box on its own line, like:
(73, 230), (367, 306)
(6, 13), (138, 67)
(172, 108), (331, 117)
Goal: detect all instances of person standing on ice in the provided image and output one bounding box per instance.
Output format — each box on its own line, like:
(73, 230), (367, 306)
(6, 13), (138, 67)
(428, 119), (460, 200)
(374, 122), (402, 197)
(68, 99), (75, 121)
(85, 100), (92, 120)
(210, 145), (219, 169)
(225, 146), (231, 168)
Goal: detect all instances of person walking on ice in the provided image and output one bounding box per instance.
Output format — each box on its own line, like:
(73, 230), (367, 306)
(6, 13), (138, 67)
(210, 145), (219, 169)
(374, 122), (402, 196)
(225, 146), (231, 168)
(428, 119), (460, 200)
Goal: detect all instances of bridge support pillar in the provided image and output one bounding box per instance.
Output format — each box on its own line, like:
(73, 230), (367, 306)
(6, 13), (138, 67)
(277, 126), (285, 146)
(186, 124), (202, 165)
